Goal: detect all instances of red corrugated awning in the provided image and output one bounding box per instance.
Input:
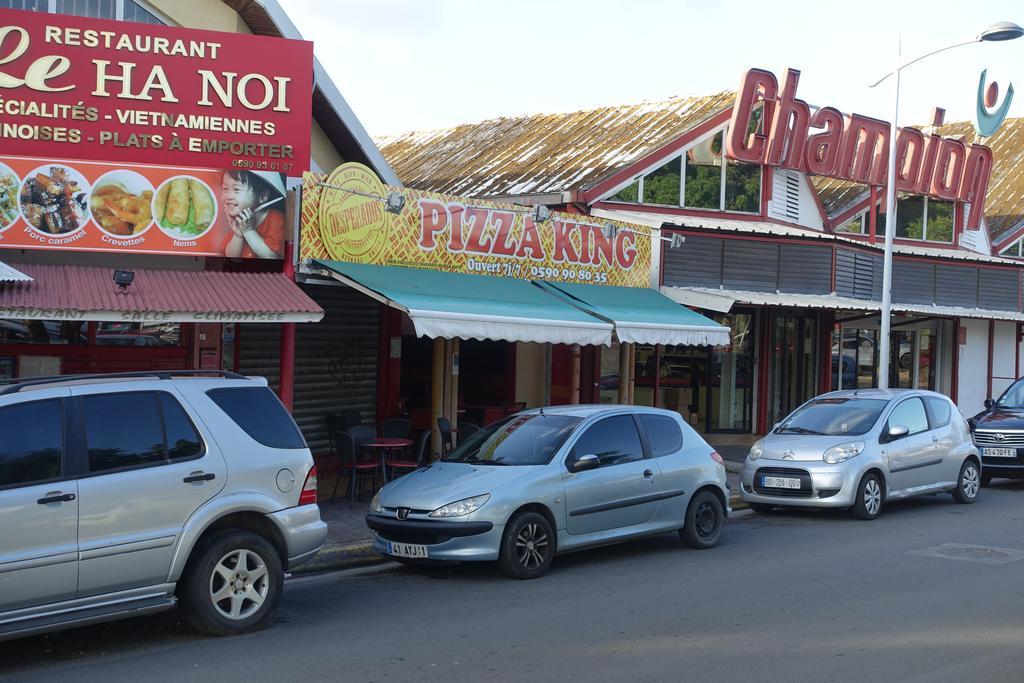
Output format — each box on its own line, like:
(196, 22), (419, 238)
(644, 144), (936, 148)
(0, 263), (323, 323)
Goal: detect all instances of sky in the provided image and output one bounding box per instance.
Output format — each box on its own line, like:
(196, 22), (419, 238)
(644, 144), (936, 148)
(279, 0), (1024, 139)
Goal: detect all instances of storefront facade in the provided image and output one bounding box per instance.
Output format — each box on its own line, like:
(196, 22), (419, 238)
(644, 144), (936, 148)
(378, 66), (1024, 437)
(0, 0), (402, 452)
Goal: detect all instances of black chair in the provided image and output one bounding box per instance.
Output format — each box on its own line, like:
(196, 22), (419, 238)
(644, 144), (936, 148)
(457, 422), (481, 446)
(342, 409), (363, 427)
(413, 428), (432, 465)
(381, 418), (411, 439)
(330, 431), (379, 504)
(348, 424), (377, 449)
(437, 416), (455, 453)
(326, 413), (350, 461)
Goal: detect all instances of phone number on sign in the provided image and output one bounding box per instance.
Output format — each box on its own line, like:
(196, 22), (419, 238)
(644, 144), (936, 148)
(530, 266), (609, 283)
(231, 159), (294, 172)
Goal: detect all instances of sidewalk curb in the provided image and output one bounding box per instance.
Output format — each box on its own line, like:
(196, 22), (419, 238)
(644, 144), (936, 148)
(293, 541), (384, 574)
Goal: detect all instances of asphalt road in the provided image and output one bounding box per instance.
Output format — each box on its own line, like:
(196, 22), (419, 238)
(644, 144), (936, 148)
(5, 482), (1024, 682)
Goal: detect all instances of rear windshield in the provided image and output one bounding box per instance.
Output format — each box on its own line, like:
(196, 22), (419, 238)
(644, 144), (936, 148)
(445, 414), (582, 466)
(777, 397), (888, 436)
(206, 386), (307, 449)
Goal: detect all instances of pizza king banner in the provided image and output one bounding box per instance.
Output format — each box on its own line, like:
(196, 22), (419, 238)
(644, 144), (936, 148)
(300, 163), (652, 288)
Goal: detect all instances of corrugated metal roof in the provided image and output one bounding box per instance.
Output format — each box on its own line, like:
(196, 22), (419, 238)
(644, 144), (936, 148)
(377, 92), (735, 197)
(0, 264), (323, 321)
(809, 176), (868, 217)
(0, 262), (32, 283)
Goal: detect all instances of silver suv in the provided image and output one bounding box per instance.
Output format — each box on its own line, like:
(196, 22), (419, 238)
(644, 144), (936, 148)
(0, 371), (326, 641)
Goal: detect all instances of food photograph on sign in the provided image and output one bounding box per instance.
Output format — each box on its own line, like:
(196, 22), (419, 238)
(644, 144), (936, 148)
(0, 155), (286, 259)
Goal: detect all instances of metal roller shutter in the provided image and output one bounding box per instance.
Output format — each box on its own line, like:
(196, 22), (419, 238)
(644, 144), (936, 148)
(662, 235), (722, 288)
(239, 283), (379, 454)
(779, 243), (831, 294)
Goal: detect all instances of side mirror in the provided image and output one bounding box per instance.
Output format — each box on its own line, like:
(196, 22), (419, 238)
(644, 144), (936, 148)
(886, 424), (910, 441)
(984, 398), (995, 410)
(572, 454), (600, 472)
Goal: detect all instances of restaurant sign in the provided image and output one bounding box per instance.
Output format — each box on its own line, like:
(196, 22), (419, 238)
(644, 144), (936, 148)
(0, 8), (312, 173)
(728, 67), (993, 229)
(300, 163), (652, 288)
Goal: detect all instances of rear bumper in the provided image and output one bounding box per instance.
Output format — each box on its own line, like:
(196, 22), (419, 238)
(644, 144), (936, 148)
(267, 504), (327, 567)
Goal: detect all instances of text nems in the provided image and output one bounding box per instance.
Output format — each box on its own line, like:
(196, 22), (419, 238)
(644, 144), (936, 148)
(417, 199), (639, 270)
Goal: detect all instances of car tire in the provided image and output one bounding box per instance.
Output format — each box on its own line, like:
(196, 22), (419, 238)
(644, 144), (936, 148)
(498, 511), (554, 579)
(851, 473), (883, 520)
(981, 473), (993, 488)
(680, 490), (725, 549)
(953, 460), (981, 504)
(180, 529), (283, 637)
(748, 503), (774, 514)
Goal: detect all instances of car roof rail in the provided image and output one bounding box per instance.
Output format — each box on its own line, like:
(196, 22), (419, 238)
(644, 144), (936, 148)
(0, 369), (249, 396)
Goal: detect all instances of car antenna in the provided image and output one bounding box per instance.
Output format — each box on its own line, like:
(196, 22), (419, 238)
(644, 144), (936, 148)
(539, 404), (545, 416)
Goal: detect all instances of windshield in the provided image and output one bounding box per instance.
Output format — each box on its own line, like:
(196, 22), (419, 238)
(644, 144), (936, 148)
(777, 397), (888, 436)
(997, 379), (1024, 409)
(444, 414), (582, 466)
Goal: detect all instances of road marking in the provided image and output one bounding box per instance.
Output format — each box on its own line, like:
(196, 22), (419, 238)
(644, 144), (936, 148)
(908, 543), (1024, 565)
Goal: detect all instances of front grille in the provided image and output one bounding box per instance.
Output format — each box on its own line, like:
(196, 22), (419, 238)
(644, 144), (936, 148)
(376, 529), (453, 545)
(974, 430), (1024, 447)
(753, 467), (813, 498)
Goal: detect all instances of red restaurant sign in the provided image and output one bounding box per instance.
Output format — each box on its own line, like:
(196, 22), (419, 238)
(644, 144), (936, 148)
(0, 8), (313, 173)
(727, 68), (992, 229)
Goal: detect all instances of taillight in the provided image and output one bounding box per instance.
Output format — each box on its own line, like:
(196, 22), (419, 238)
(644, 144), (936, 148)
(298, 465), (318, 506)
(710, 451), (724, 465)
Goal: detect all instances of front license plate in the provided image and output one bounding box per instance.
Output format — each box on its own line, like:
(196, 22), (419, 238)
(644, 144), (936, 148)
(983, 447), (1017, 458)
(762, 476), (801, 489)
(386, 542), (428, 559)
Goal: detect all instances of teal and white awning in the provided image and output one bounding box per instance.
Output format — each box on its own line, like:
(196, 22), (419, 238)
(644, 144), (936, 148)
(538, 281), (731, 346)
(313, 261), (613, 346)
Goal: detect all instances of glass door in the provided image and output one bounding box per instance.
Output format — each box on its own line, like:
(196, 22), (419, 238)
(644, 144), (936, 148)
(769, 312), (819, 427)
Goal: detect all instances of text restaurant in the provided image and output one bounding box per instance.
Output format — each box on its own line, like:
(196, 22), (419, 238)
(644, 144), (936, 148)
(0, 7), (322, 383)
(299, 162), (730, 457)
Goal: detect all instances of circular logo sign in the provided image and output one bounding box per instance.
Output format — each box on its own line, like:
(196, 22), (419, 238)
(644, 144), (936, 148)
(317, 163), (390, 262)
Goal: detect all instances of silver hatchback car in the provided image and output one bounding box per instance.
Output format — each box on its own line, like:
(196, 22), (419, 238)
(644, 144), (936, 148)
(0, 371), (326, 642)
(740, 389), (981, 519)
(366, 405), (730, 579)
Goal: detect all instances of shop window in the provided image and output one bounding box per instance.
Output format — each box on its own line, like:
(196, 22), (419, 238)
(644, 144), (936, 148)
(684, 132), (723, 209)
(608, 180), (639, 203)
(926, 199), (954, 242)
(0, 320), (181, 346)
(835, 214), (866, 234)
(879, 195), (954, 243)
(725, 161), (761, 212)
(3, 0), (168, 23)
(895, 196), (926, 240)
(641, 156), (682, 206)
(999, 238), (1024, 258)
(599, 340), (621, 404)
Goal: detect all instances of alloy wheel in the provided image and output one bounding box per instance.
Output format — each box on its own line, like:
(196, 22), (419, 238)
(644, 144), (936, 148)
(515, 522), (549, 569)
(863, 479), (882, 517)
(695, 501), (719, 539)
(962, 465), (980, 499)
(209, 548), (269, 621)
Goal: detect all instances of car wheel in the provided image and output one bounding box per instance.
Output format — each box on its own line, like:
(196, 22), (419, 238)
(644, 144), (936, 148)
(498, 511), (554, 579)
(953, 460), (981, 504)
(748, 503), (774, 514)
(180, 529), (283, 636)
(680, 490), (725, 549)
(851, 473), (883, 520)
(981, 473), (993, 488)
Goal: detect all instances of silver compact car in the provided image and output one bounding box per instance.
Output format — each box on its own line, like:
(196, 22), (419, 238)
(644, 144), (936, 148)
(740, 389), (980, 519)
(366, 406), (730, 579)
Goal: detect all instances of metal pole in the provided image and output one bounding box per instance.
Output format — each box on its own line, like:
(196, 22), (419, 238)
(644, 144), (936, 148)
(879, 36), (901, 390)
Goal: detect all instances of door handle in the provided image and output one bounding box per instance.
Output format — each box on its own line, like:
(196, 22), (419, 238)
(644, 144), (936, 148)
(932, 437), (940, 444)
(37, 492), (75, 504)
(643, 469), (654, 479)
(183, 472), (216, 483)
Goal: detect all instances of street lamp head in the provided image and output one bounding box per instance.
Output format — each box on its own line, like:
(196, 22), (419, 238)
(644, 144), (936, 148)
(978, 21), (1024, 42)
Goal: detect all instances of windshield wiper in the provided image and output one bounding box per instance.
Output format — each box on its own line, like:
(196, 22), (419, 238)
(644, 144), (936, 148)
(777, 426), (824, 435)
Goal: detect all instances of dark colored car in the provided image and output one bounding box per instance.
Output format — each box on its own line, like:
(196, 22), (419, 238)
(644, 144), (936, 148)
(970, 378), (1024, 485)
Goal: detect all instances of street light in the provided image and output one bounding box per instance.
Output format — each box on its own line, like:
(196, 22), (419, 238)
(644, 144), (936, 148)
(869, 21), (1023, 390)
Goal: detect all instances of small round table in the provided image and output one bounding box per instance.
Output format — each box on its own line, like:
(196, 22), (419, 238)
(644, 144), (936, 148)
(363, 438), (414, 482)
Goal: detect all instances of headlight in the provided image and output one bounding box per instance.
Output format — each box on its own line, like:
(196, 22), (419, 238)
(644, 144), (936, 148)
(823, 441), (865, 464)
(428, 494), (490, 518)
(370, 490), (383, 513)
(748, 439), (764, 461)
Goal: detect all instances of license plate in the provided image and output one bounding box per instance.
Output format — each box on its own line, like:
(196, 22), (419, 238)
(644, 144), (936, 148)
(762, 476), (801, 489)
(386, 542), (428, 558)
(983, 447), (1017, 458)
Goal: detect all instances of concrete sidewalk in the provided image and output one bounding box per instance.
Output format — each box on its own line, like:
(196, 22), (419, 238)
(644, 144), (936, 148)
(298, 445), (752, 574)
